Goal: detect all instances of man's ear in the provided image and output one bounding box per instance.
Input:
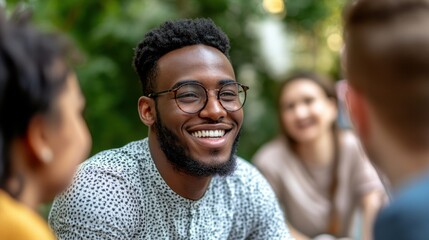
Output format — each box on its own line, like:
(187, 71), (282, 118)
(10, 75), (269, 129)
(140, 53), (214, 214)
(138, 96), (156, 126)
(345, 84), (369, 138)
(26, 115), (54, 166)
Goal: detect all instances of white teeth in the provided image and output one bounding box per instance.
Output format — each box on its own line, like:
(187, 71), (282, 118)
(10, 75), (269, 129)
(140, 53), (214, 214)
(192, 130), (225, 138)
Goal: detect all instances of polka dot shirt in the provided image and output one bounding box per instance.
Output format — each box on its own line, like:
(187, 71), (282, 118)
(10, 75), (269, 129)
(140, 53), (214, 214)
(49, 138), (293, 239)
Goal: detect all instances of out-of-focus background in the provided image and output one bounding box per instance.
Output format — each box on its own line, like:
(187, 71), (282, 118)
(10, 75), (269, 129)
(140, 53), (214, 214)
(2, 0), (347, 214)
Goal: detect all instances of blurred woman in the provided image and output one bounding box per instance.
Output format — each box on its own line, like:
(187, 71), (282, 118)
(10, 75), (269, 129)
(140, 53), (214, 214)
(0, 9), (91, 239)
(252, 71), (386, 240)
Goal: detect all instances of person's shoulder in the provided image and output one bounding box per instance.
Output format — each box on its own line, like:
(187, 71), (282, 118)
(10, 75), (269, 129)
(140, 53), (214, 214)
(235, 157), (258, 174)
(254, 136), (286, 155)
(337, 130), (378, 178)
(79, 138), (149, 176)
(220, 158), (283, 208)
(0, 191), (56, 239)
(252, 136), (289, 165)
(228, 157), (272, 189)
(375, 176), (429, 239)
(338, 129), (367, 158)
(379, 173), (429, 222)
(393, 173), (429, 209)
(339, 129), (360, 146)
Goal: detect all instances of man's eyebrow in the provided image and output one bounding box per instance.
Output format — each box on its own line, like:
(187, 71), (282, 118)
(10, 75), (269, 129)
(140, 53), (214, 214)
(171, 80), (199, 89)
(171, 79), (236, 89)
(219, 79), (236, 86)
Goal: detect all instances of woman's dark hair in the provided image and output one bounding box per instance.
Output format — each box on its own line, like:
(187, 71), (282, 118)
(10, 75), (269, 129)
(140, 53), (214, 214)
(132, 18), (230, 96)
(0, 9), (76, 191)
(277, 71), (338, 146)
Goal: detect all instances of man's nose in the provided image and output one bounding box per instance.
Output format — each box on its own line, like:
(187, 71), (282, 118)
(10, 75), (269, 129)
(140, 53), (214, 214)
(198, 91), (227, 121)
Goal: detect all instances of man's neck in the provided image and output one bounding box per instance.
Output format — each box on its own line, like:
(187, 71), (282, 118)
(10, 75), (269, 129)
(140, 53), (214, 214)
(383, 147), (429, 192)
(366, 110), (429, 192)
(148, 135), (212, 200)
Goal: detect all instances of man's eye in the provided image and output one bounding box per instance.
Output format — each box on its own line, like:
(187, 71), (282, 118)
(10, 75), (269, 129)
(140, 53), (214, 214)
(220, 90), (238, 100)
(176, 92), (201, 102)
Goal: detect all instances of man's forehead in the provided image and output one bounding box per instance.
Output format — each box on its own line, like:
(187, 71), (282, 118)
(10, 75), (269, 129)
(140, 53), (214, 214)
(158, 44), (227, 64)
(155, 45), (234, 85)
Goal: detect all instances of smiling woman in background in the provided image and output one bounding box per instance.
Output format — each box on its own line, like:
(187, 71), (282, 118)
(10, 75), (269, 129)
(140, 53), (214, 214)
(0, 9), (91, 239)
(252, 71), (386, 240)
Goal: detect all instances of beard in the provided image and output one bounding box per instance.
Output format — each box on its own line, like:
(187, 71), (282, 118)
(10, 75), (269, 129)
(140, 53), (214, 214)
(154, 109), (239, 177)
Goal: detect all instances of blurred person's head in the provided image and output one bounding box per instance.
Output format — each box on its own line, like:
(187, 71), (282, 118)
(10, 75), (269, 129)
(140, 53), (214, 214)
(0, 9), (91, 208)
(277, 71), (338, 148)
(344, 0), (429, 186)
(133, 18), (247, 177)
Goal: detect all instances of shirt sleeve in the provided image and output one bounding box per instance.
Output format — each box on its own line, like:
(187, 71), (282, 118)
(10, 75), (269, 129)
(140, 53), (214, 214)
(48, 164), (142, 239)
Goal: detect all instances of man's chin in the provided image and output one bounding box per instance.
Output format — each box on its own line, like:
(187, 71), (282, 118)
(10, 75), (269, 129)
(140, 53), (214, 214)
(174, 154), (237, 177)
(154, 111), (241, 177)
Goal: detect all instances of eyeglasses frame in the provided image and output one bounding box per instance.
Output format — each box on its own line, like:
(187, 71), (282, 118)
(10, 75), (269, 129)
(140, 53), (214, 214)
(147, 82), (249, 114)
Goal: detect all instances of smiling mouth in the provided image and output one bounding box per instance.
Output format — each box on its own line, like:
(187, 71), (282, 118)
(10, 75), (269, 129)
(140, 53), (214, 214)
(296, 118), (316, 128)
(191, 130), (226, 138)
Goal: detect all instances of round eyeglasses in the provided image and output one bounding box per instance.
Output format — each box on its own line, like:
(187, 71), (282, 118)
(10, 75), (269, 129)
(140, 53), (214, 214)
(147, 82), (249, 114)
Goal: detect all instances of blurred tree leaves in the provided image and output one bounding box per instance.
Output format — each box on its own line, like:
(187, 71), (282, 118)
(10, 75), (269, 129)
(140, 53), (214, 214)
(285, 0), (330, 31)
(3, 0), (346, 219)
(3, 0), (345, 160)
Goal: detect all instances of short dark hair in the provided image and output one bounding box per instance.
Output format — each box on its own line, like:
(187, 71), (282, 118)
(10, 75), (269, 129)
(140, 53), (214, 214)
(132, 18), (230, 96)
(0, 9), (76, 188)
(344, 0), (429, 149)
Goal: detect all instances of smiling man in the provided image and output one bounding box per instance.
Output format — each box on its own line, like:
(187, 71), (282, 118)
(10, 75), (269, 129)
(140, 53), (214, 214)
(48, 18), (292, 239)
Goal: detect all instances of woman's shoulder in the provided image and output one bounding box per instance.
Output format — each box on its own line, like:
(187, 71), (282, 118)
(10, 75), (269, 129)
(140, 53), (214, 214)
(0, 191), (56, 239)
(251, 137), (296, 172)
(252, 136), (294, 166)
(337, 129), (371, 167)
(338, 129), (362, 149)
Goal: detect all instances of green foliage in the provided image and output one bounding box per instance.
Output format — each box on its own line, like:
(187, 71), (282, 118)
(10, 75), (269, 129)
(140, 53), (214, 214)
(4, 0), (345, 164)
(4, 0), (346, 219)
(285, 0), (330, 31)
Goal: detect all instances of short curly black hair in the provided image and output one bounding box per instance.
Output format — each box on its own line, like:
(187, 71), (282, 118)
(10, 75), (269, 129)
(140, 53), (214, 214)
(132, 18), (230, 96)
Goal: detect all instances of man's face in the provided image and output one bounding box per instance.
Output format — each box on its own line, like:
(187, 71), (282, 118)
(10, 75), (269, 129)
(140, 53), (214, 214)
(152, 45), (243, 176)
